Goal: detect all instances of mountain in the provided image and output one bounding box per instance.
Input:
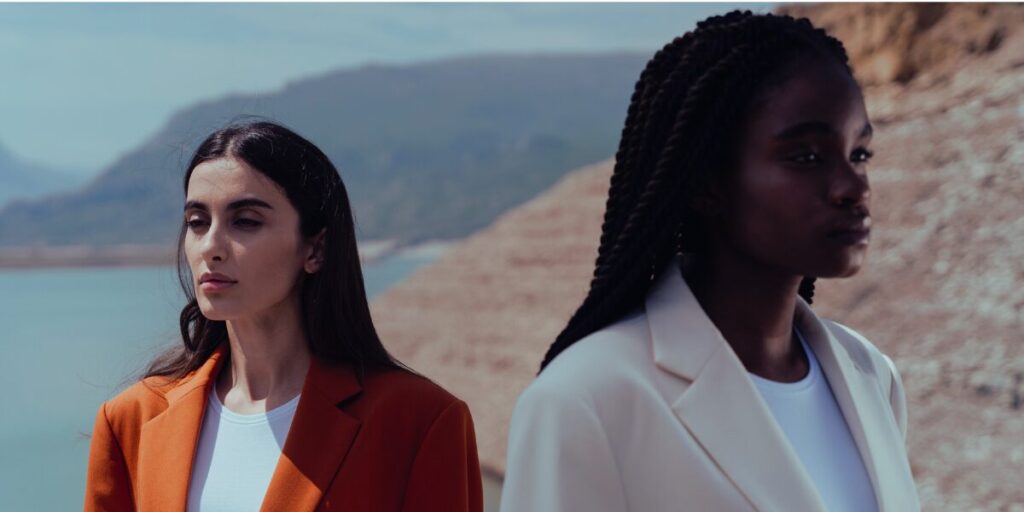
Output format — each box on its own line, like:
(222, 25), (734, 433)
(0, 143), (86, 208)
(369, 4), (1024, 509)
(0, 53), (647, 248)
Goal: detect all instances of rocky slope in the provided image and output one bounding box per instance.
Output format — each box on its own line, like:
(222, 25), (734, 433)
(371, 4), (1024, 508)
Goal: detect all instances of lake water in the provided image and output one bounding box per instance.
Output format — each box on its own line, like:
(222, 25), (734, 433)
(0, 252), (436, 510)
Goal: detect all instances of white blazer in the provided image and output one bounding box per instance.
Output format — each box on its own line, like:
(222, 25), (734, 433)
(500, 262), (920, 511)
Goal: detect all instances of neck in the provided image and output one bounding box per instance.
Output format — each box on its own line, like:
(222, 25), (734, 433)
(218, 292), (311, 412)
(685, 249), (808, 382)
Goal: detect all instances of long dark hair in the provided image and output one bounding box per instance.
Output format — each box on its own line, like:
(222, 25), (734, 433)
(146, 121), (398, 380)
(540, 11), (853, 371)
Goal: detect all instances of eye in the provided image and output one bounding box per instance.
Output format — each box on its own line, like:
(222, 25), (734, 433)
(235, 218), (262, 228)
(851, 148), (874, 163)
(789, 151), (822, 164)
(185, 218), (207, 229)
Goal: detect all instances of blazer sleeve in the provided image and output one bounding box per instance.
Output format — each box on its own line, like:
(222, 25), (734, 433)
(400, 400), (484, 512)
(499, 383), (627, 512)
(84, 402), (135, 512)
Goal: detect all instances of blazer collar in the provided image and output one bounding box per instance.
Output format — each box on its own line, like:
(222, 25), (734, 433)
(793, 300), (918, 512)
(646, 259), (902, 511)
(135, 343), (363, 512)
(261, 355), (363, 511)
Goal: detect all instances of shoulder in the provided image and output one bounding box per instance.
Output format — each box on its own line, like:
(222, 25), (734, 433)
(822, 319), (909, 438)
(822, 319), (898, 378)
(100, 376), (181, 431)
(91, 375), (189, 460)
(503, 313), (647, 506)
(352, 365), (469, 423)
(338, 365), (475, 461)
(516, 309), (652, 416)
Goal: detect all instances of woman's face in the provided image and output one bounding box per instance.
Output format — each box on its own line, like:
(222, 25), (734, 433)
(183, 157), (320, 321)
(713, 58), (874, 279)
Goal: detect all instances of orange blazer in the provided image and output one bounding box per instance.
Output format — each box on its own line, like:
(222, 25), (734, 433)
(85, 345), (483, 511)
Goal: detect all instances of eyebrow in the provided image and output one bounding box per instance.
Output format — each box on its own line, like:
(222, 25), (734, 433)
(183, 198), (274, 212)
(773, 121), (873, 140)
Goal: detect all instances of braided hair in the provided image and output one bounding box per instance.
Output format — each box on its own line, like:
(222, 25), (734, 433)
(540, 11), (852, 371)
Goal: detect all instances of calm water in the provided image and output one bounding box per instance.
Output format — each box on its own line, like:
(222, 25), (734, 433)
(0, 252), (435, 510)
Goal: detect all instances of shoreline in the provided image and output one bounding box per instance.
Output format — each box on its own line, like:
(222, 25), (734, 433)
(0, 240), (453, 270)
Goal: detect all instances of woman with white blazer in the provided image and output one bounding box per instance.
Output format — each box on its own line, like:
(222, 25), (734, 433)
(501, 11), (919, 512)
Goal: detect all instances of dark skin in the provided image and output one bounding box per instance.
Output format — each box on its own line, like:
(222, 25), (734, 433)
(687, 57), (874, 383)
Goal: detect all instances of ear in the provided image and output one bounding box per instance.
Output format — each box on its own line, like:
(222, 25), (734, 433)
(304, 228), (326, 274)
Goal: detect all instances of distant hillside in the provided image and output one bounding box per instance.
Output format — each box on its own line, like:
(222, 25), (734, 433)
(0, 143), (85, 208)
(0, 53), (647, 248)
(371, 4), (1024, 509)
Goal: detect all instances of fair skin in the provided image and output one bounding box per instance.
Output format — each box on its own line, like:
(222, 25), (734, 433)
(183, 157), (325, 414)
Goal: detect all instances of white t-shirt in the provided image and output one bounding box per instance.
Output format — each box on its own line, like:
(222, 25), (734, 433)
(186, 388), (301, 512)
(749, 330), (879, 512)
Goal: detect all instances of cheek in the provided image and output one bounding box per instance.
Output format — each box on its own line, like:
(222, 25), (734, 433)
(236, 233), (305, 297)
(729, 168), (813, 242)
(183, 234), (205, 276)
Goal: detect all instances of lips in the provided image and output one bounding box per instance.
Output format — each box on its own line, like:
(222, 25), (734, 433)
(827, 218), (871, 245)
(198, 272), (237, 292)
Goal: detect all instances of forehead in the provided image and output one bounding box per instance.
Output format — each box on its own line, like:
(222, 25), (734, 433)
(746, 59), (869, 139)
(186, 158), (285, 203)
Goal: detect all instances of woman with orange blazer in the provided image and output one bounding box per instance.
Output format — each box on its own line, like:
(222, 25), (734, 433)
(85, 121), (483, 511)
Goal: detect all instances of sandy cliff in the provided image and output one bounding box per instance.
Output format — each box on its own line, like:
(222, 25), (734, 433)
(371, 4), (1024, 508)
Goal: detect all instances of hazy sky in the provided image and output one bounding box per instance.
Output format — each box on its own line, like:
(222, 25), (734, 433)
(0, 3), (771, 176)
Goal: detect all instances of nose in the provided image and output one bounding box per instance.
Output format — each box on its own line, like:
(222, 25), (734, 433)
(198, 220), (228, 263)
(829, 161), (871, 212)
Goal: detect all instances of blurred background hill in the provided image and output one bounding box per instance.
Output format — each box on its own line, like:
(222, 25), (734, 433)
(0, 142), (86, 206)
(0, 54), (646, 250)
(370, 3), (1024, 509)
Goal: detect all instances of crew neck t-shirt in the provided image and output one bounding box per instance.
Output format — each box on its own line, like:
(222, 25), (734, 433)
(749, 330), (879, 512)
(185, 388), (301, 511)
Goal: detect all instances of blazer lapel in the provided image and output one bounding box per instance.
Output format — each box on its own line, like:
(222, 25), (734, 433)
(260, 357), (363, 512)
(795, 302), (918, 512)
(646, 263), (827, 512)
(136, 344), (228, 511)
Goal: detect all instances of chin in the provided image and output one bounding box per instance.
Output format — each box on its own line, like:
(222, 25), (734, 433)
(831, 264), (863, 279)
(813, 255), (866, 279)
(196, 298), (244, 321)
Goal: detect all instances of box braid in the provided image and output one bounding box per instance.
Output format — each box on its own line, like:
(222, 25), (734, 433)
(541, 11), (852, 371)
